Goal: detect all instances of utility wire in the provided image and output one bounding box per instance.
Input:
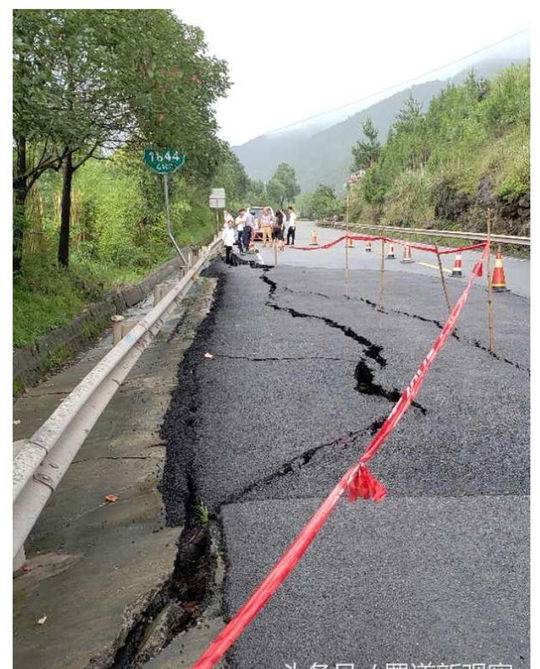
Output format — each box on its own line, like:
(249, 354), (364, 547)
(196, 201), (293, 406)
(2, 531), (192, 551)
(258, 28), (529, 137)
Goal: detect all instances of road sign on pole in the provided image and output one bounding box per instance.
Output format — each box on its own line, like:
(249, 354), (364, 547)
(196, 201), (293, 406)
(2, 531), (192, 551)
(209, 188), (226, 209)
(143, 149), (185, 174)
(144, 148), (187, 265)
(209, 189), (226, 235)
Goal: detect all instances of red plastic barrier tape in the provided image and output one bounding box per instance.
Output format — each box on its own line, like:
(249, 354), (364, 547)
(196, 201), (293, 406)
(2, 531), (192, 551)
(190, 247), (487, 669)
(435, 241), (486, 255)
(350, 235), (487, 256)
(191, 464), (357, 669)
(292, 234), (388, 251)
(290, 234), (486, 256)
(291, 235), (348, 251)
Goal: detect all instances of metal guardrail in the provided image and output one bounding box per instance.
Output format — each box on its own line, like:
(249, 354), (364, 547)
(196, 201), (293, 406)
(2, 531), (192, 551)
(13, 236), (223, 559)
(320, 221), (530, 247)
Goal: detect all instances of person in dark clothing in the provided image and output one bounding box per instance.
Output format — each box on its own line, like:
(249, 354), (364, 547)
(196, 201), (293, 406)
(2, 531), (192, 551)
(222, 222), (236, 265)
(273, 209), (285, 251)
(286, 224), (295, 245)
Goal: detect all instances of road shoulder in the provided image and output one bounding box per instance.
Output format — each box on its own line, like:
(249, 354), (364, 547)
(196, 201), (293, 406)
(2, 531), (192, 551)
(13, 278), (217, 669)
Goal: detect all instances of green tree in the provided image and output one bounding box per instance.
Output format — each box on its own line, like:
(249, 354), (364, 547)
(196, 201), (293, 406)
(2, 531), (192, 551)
(13, 9), (229, 269)
(351, 117), (381, 171)
(245, 179), (268, 207)
(481, 63), (530, 134)
(388, 95), (429, 171)
(307, 184), (341, 220)
(13, 10), (69, 273)
(267, 162), (300, 208)
(211, 146), (250, 212)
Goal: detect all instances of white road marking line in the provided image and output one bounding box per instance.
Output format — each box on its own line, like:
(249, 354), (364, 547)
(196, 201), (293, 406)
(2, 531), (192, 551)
(418, 261), (452, 274)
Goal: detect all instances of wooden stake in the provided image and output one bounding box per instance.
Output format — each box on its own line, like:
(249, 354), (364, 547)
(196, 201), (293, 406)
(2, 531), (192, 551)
(345, 191), (350, 296)
(378, 232), (385, 312)
(486, 208), (495, 353)
(434, 244), (451, 314)
(274, 239), (278, 267)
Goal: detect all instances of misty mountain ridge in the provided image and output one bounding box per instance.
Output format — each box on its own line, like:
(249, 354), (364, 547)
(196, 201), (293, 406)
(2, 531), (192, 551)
(233, 57), (528, 193)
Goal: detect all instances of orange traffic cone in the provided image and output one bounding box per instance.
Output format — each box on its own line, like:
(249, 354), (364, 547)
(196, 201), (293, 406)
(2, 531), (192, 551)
(347, 236), (354, 248)
(491, 248), (508, 292)
(386, 243), (395, 259)
(365, 240), (372, 252)
(401, 243), (414, 263)
(451, 253), (462, 277)
(309, 230), (319, 246)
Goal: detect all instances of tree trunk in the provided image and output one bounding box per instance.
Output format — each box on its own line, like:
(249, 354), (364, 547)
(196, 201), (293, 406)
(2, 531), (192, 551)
(58, 151), (74, 268)
(13, 136), (28, 274)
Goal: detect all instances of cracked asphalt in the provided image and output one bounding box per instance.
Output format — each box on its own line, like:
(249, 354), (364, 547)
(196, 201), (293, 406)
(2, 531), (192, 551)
(161, 223), (529, 669)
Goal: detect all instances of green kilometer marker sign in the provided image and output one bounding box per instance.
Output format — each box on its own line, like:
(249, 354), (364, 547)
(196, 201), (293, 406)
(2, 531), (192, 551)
(143, 148), (185, 174)
(143, 148), (187, 263)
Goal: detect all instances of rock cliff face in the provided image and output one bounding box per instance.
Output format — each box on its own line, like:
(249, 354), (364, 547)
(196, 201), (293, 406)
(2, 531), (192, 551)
(434, 178), (529, 236)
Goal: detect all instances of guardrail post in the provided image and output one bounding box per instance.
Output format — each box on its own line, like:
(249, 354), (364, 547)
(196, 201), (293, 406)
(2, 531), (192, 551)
(153, 283), (167, 306)
(111, 315), (125, 346)
(121, 318), (137, 339)
(378, 235), (385, 312)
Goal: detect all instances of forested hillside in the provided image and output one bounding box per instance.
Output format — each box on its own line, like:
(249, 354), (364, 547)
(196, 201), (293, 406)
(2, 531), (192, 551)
(234, 79), (447, 191)
(347, 63), (530, 235)
(233, 58), (527, 192)
(13, 9), (229, 349)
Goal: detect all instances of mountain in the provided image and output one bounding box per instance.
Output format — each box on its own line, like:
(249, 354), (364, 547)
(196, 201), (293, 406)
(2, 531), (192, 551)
(232, 57), (528, 193)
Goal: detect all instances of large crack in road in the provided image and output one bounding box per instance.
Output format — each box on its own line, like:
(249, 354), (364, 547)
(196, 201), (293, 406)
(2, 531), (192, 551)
(160, 265), (412, 525)
(270, 278), (528, 373)
(121, 262), (422, 668)
(262, 271), (427, 415)
(126, 258), (528, 668)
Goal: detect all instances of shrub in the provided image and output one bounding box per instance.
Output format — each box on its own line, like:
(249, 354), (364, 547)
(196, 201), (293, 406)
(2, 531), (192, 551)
(384, 170), (434, 226)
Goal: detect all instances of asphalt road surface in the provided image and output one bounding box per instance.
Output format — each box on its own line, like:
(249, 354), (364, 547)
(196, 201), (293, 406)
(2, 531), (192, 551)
(161, 221), (529, 669)
(270, 220), (530, 298)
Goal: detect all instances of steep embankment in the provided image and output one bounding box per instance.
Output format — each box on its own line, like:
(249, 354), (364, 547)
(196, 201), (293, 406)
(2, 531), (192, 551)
(349, 62), (530, 236)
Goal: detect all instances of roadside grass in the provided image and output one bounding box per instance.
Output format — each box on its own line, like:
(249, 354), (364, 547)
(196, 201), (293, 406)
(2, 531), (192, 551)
(14, 208), (215, 351)
(13, 254), (161, 349)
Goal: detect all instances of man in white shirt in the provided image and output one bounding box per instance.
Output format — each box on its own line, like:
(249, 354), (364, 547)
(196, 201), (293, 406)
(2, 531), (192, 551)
(235, 209), (245, 252)
(221, 221), (236, 265)
(286, 206), (297, 246)
(242, 208), (255, 252)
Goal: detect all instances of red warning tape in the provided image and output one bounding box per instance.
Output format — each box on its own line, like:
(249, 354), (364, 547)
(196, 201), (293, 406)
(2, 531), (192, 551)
(290, 234), (486, 256)
(434, 241), (486, 255)
(190, 246), (488, 669)
(292, 234), (349, 251)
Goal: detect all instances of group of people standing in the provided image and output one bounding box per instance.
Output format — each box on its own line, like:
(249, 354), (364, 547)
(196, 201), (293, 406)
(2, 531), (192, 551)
(221, 205), (298, 265)
(254, 206), (298, 248)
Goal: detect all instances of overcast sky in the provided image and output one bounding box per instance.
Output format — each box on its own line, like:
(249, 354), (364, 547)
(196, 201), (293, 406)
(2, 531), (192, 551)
(175, 0), (530, 146)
